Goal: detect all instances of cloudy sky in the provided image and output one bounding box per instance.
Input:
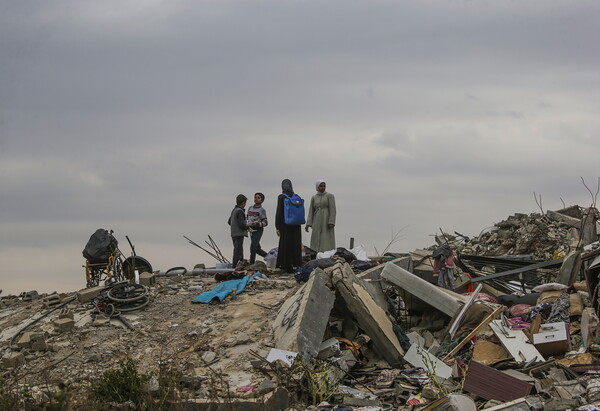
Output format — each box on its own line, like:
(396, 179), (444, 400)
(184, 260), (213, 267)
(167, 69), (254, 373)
(1, 0), (599, 295)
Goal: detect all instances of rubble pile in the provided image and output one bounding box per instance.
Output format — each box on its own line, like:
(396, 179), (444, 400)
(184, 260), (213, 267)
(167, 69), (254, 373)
(1, 205), (600, 410)
(450, 205), (598, 260)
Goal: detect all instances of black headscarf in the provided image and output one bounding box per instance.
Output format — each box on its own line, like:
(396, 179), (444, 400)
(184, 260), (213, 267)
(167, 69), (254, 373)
(281, 179), (294, 196)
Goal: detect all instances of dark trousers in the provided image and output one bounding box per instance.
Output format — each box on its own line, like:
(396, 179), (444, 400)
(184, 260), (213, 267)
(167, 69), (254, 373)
(250, 228), (267, 263)
(232, 236), (244, 267)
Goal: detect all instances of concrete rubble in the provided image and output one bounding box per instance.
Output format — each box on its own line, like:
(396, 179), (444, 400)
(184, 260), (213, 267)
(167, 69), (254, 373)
(1, 204), (600, 409)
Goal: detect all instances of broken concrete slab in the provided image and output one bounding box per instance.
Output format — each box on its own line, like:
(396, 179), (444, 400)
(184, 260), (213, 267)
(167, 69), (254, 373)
(272, 269), (335, 360)
(139, 272), (156, 287)
(77, 285), (105, 303)
(2, 351), (25, 368)
(318, 337), (340, 359)
(356, 257), (410, 311)
(54, 318), (75, 332)
(381, 262), (464, 317)
(582, 207), (598, 246)
(556, 250), (583, 286)
(30, 332), (48, 351)
(331, 262), (405, 366)
(21, 290), (40, 301)
(546, 210), (582, 228)
(16, 331), (33, 349)
(42, 293), (62, 308)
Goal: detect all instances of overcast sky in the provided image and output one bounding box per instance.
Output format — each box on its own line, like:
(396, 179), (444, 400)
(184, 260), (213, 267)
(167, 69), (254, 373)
(1, 0), (599, 295)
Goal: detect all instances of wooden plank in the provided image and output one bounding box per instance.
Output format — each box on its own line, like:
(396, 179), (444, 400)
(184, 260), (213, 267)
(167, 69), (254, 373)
(448, 284), (483, 339)
(442, 306), (503, 361)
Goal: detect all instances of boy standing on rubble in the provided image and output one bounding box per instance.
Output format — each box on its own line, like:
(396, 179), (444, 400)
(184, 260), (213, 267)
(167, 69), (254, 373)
(247, 192), (269, 264)
(228, 194), (249, 268)
(432, 244), (456, 290)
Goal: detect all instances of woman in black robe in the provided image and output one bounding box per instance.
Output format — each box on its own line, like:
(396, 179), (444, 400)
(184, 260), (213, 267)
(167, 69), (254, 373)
(275, 179), (303, 273)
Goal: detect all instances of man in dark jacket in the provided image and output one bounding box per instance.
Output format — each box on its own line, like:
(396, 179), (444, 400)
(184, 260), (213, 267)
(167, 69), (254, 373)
(228, 194), (248, 267)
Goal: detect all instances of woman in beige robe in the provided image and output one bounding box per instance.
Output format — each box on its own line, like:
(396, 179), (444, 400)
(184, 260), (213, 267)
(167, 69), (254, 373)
(305, 179), (336, 252)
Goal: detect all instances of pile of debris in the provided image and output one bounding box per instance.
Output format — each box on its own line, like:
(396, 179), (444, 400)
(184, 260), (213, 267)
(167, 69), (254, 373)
(1, 205), (600, 410)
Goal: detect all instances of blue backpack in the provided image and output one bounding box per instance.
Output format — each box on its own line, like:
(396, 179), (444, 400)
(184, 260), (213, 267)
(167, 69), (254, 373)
(283, 193), (306, 225)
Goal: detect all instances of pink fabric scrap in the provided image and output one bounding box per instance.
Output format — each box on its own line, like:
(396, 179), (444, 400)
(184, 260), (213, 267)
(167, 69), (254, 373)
(506, 317), (531, 330)
(509, 303), (533, 318)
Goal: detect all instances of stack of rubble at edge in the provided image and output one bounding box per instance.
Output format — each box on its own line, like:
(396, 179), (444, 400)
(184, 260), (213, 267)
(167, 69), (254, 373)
(267, 205), (600, 410)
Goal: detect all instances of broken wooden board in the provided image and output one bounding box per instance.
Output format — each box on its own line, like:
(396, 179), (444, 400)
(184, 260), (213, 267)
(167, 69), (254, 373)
(381, 262), (464, 317)
(448, 284), (482, 339)
(404, 343), (452, 380)
(331, 262), (405, 366)
(489, 320), (544, 363)
(272, 269), (335, 360)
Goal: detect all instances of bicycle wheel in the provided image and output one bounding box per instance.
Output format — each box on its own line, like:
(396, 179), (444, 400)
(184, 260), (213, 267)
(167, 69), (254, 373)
(122, 256), (153, 280)
(111, 255), (125, 282)
(117, 296), (150, 312)
(107, 283), (148, 302)
(86, 266), (102, 288)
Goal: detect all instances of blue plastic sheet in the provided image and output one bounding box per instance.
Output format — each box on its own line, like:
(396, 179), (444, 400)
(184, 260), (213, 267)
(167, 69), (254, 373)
(192, 274), (254, 303)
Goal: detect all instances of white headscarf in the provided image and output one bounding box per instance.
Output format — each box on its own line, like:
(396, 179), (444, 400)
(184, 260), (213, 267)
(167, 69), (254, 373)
(315, 179), (326, 191)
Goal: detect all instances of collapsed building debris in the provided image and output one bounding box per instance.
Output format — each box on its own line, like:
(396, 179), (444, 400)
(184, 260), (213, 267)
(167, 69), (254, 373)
(1, 204), (600, 409)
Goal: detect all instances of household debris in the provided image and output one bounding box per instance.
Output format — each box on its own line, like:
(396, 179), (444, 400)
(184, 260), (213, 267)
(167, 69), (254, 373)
(0, 204), (599, 409)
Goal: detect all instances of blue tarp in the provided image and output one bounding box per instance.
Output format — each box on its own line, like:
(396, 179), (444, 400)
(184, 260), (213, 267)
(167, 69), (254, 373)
(192, 274), (254, 303)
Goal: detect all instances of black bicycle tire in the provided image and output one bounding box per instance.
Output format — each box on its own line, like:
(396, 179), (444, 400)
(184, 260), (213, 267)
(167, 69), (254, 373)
(165, 266), (188, 276)
(122, 256), (153, 280)
(107, 284), (148, 302)
(117, 296), (150, 312)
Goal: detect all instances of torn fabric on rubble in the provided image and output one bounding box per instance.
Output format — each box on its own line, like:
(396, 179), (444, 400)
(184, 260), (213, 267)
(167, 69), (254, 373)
(192, 274), (255, 303)
(546, 292), (571, 323)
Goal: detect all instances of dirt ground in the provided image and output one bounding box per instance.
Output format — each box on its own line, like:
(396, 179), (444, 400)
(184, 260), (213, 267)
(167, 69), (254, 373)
(0, 272), (301, 407)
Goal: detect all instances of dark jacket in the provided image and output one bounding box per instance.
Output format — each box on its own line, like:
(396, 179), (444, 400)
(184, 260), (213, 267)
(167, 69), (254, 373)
(228, 206), (248, 237)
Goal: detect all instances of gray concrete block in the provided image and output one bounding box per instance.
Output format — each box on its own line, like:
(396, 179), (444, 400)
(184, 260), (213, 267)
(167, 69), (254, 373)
(2, 351), (25, 368)
(54, 318), (75, 332)
(16, 332), (33, 349)
(273, 269), (335, 360)
(30, 333), (48, 351)
(77, 286), (105, 303)
(139, 272), (156, 287)
(42, 293), (62, 307)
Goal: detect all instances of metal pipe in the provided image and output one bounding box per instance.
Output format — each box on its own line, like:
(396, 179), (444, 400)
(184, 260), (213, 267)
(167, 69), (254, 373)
(156, 268), (234, 276)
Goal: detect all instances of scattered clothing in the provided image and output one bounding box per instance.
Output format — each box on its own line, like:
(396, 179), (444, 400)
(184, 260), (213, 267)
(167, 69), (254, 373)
(432, 244), (455, 290)
(192, 274), (254, 303)
(546, 292), (571, 323)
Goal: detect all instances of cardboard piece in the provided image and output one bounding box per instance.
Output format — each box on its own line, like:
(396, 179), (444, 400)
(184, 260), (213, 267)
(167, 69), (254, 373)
(472, 340), (511, 366)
